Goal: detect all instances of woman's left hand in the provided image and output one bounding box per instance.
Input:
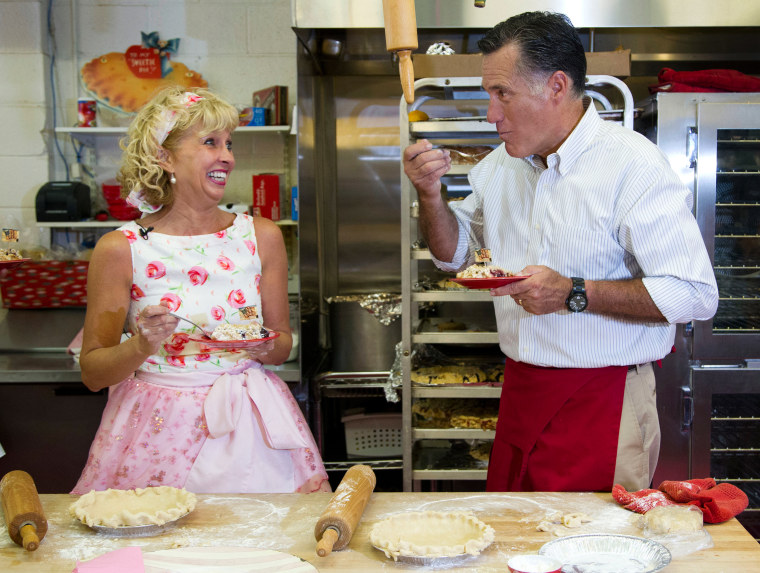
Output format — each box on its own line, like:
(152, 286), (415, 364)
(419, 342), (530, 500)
(245, 338), (275, 362)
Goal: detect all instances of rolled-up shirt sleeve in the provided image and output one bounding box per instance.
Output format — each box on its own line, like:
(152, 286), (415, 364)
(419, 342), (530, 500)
(621, 161), (718, 324)
(430, 216), (472, 271)
(644, 275), (718, 324)
(429, 192), (483, 272)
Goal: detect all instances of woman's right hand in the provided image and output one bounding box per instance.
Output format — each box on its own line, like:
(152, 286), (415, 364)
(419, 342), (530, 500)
(135, 303), (179, 354)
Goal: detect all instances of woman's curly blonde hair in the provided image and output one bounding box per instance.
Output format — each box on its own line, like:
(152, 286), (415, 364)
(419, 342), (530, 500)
(117, 86), (239, 207)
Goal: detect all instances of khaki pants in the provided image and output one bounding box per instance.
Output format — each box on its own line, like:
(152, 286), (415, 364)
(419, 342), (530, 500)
(613, 362), (661, 491)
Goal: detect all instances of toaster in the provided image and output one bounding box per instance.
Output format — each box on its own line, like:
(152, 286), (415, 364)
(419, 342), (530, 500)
(35, 181), (92, 222)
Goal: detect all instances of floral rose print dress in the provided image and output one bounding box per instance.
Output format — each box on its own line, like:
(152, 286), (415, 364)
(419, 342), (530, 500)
(71, 213), (329, 494)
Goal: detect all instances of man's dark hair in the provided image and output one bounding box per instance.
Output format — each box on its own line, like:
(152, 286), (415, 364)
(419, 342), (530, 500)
(477, 11), (587, 98)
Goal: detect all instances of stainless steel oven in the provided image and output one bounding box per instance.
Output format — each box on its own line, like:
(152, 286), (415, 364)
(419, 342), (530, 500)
(638, 93), (760, 541)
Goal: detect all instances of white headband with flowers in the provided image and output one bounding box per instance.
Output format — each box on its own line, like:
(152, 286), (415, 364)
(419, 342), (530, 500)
(126, 92), (205, 214)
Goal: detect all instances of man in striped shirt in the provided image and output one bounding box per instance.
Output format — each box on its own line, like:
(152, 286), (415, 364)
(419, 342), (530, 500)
(403, 11), (718, 492)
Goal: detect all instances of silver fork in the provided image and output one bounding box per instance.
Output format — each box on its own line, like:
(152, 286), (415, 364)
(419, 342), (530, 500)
(446, 148), (493, 160)
(168, 313), (212, 338)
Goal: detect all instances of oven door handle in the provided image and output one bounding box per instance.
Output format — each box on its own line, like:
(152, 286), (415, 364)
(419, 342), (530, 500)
(680, 385), (693, 431)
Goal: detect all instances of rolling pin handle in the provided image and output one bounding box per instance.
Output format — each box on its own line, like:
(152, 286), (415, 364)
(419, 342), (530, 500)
(19, 523), (39, 552)
(316, 526), (340, 557)
(398, 49), (415, 104)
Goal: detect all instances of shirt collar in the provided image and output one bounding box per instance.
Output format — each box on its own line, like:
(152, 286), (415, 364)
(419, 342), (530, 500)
(523, 96), (600, 174)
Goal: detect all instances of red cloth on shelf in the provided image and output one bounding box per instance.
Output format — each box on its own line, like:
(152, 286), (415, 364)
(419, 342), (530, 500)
(613, 478), (749, 524)
(649, 67), (760, 94)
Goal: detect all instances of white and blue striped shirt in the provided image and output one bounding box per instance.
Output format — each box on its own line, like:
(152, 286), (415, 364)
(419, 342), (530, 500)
(433, 101), (718, 368)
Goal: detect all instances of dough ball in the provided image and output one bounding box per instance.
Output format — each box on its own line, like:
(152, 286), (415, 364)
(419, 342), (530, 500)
(643, 505), (703, 534)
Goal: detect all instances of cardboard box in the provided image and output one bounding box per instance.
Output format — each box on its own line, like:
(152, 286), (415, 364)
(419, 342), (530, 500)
(413, 54), (482, 79)
(252, 85), (288, 126)
(252, 174), (280, 220)
(412, 50), (630, 79)
(585, 49), (631, 78)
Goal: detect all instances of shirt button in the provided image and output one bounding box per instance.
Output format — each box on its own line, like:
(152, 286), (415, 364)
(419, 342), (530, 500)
(534, 224), (540, 230)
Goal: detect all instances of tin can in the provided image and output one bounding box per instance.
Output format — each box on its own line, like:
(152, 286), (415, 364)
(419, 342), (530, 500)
(77, 98), (97, 127)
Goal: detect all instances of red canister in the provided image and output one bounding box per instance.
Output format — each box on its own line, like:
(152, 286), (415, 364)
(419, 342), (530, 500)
(77, 98), (97, 127)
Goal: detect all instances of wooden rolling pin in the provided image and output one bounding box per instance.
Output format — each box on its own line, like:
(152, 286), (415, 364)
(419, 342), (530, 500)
(1, 470), (48, 551)
(314, 464), (376, 557)
(382, 0), (418, 104)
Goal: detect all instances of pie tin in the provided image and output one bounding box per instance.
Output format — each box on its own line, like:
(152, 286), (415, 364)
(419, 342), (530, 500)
(539, 534), (671, 573)
(87, 511), (191, 537)
(371, 544), (479, 566)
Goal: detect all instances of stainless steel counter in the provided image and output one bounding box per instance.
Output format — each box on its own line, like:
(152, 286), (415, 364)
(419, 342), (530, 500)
(0, 308), (85, 353)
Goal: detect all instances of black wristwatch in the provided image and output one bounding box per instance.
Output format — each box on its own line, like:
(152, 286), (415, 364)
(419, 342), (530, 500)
(566, 277), (588, 313)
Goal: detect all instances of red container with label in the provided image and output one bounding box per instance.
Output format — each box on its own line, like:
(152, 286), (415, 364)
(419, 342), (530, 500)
(252, 174), (280, 220)
(78, 98), (97, 127)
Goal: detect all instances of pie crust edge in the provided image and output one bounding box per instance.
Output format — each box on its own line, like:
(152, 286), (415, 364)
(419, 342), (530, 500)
(369, 510), (495, 560)
(69, 486), (197, 527)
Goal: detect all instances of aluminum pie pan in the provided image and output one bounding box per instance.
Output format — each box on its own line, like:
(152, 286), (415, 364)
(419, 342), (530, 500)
(87, 511), (191, 537)
(371, 544), (480, 566)
(539, 534), (671, 573)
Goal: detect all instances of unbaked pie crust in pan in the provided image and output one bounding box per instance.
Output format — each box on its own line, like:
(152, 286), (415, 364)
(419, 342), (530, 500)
(69, 486), (197, 528)
(369, 510), (495, 561)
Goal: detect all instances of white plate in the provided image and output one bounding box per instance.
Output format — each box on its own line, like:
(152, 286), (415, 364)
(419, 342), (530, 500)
(142, 547), (317, 572)
(539, 534), (671, 573)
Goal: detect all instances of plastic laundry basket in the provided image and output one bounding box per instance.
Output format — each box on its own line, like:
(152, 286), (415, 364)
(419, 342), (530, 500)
(341, 413), (402, 458)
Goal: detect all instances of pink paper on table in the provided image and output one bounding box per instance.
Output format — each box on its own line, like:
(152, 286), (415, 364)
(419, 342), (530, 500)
(72, 546), (145, 573)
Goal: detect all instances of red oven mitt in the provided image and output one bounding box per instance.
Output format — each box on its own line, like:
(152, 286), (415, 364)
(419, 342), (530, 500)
(613, 479), (749, 524)
(611, 484), (675, 513)
(658, 478), (749, 524)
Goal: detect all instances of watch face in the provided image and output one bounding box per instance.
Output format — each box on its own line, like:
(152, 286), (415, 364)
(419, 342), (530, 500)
(568, 293), (588, 312)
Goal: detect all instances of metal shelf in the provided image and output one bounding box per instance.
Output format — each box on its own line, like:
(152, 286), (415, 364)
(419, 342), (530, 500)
(412, 291), (493, 302)
(37, 220), (125, 228)
(412, 332), (499, 344)
(412, 386), (502, 399)
(323, 459), (403, 472)
(413, 428), (495, 440)
(401, 77), (504, 490)
(412, 469), (488, 480)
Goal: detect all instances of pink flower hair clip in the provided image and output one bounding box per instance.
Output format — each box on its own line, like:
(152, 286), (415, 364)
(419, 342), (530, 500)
(153, 92), (204, 145)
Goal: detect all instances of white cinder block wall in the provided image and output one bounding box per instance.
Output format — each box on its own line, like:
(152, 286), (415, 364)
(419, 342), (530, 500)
(0, 1), (50, 236)
(1, 0), (297, 245)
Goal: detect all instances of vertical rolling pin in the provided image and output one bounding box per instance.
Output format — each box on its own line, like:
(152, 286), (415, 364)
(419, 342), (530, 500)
(314, 464), (376, 557)
(382, 0), (418, 104)
(1, 470), (48, 551)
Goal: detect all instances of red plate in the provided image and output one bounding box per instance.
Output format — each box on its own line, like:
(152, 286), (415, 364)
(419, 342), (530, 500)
(0, 258), (30, 271)
(189, 331), (280, 350)
(450, 276), (529, 289)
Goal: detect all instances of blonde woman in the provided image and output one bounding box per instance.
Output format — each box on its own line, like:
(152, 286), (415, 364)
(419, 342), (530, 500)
(72, 86), (329, 494)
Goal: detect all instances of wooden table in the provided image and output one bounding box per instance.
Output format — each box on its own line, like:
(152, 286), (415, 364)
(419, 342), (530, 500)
(1, 492), (758, 571)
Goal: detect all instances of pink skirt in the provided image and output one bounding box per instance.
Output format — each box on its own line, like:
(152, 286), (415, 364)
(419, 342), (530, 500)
(71, 362), (330, 494)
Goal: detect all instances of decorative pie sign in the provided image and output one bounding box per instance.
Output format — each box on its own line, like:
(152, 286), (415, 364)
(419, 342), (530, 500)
(474, 248), (492, 263)
(2, 229), (19, 242)
(239, 306), (259, 320)
(125, 45), (161, 78)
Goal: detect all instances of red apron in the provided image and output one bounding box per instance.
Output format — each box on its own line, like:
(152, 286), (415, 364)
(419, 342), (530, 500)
(486, 357), (627, 492)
